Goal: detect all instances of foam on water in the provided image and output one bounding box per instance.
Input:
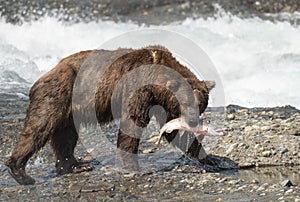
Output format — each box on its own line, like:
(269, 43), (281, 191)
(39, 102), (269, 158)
(0, 14), (299, 108)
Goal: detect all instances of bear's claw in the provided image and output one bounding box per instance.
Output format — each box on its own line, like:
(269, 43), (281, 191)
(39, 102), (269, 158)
(72, 162), (94, 173)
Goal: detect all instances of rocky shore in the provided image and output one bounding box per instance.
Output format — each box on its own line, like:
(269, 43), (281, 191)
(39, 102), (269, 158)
(204, 105), (300, 168)
(0, 99), (299, 201)
(1, 0), (300, 25)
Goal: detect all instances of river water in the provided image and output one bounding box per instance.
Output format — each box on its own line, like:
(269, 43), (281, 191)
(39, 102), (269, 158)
(1, 7), (300, 109)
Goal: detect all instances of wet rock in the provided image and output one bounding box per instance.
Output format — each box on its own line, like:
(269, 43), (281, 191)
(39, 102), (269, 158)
(148, 136), (159, 143)
(260, 126), (271, 131)
(226, 114), (235, 120)
(286, 129), (300, 136)
(285, 188), (294, 193)
(267, 111), (274, 117)
(262, 151), (272, 157)
(239, 109), (249, 114)
(252, 125), (260, 130)
(142, 148), (158, 154)
(244, 126), (253, 132)
(225, 143), (239, 155)
(124, 173), (136, 178)
(279, 148), (289, 154)
(227, 179), (240, 185)
(226, 107), (236, 114)
(282, 6), (294, 12)
(281, 179), (294, 187)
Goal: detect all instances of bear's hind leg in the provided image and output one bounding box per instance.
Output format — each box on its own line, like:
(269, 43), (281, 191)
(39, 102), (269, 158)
(5, 126), (51, 185)
(50, 125), (93, 175)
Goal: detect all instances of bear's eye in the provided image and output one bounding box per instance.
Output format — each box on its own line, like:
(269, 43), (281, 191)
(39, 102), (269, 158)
(166, 80), (179, 92)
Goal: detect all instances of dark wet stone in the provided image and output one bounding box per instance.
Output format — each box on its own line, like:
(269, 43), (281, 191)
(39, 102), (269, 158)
(281, 179), (294, 187)
(279, 148), (289, 154)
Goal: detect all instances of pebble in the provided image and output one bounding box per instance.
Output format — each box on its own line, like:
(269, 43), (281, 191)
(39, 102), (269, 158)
(142, 148), (158, 154)
(267, 111), (274, 117)
(254, 144), (260, 149)
(148, 136), (159, 143)
(262, 150), (272, 157)
(226, 114), (235, 120)
(257, 184), (267, 191)
(225, 143), (239, 155)
(279, 148), (289, 154)
(227, 179), (240, 185)
(244, 126), (253, 132)
(260, 126), (271, 131)
(239, 109), (249, 113)
(286, 129), (299, 136)
(252, 125), (260, 130)
(281, 180), (294, 187)
(124, 173), (135, 178)
(285, 188), (293, 194)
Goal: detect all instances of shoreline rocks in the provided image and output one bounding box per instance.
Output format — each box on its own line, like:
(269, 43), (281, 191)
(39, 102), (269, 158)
(0, 100), (299, 200)
(202, 104), (300, 169)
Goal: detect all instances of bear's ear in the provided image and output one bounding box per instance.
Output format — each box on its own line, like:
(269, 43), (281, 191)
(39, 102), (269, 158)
(204, 80), (216, 91)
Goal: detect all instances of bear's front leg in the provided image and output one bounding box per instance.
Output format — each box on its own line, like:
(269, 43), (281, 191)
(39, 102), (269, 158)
(186, 133), (223, 166)
(51, 125), (94, 175)
(114, 87), (153, 171)
(116, 130), (140, 171)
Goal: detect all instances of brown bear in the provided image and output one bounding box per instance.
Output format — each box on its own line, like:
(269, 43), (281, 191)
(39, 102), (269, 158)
(5, 46), (215, 185)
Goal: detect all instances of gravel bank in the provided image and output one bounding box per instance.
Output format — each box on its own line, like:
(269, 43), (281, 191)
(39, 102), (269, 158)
(0, 99), (299, 201)
(204, 105), (300, 168)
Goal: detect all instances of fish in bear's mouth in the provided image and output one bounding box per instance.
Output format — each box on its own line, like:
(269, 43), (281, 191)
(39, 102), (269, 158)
(157, 117), (224, 144)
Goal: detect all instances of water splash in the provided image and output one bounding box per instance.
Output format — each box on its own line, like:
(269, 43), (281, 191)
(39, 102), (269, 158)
(0, 14), (299, 108)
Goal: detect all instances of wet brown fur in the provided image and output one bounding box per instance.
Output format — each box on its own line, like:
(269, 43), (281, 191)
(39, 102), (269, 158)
(6, 46), (210, 184)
